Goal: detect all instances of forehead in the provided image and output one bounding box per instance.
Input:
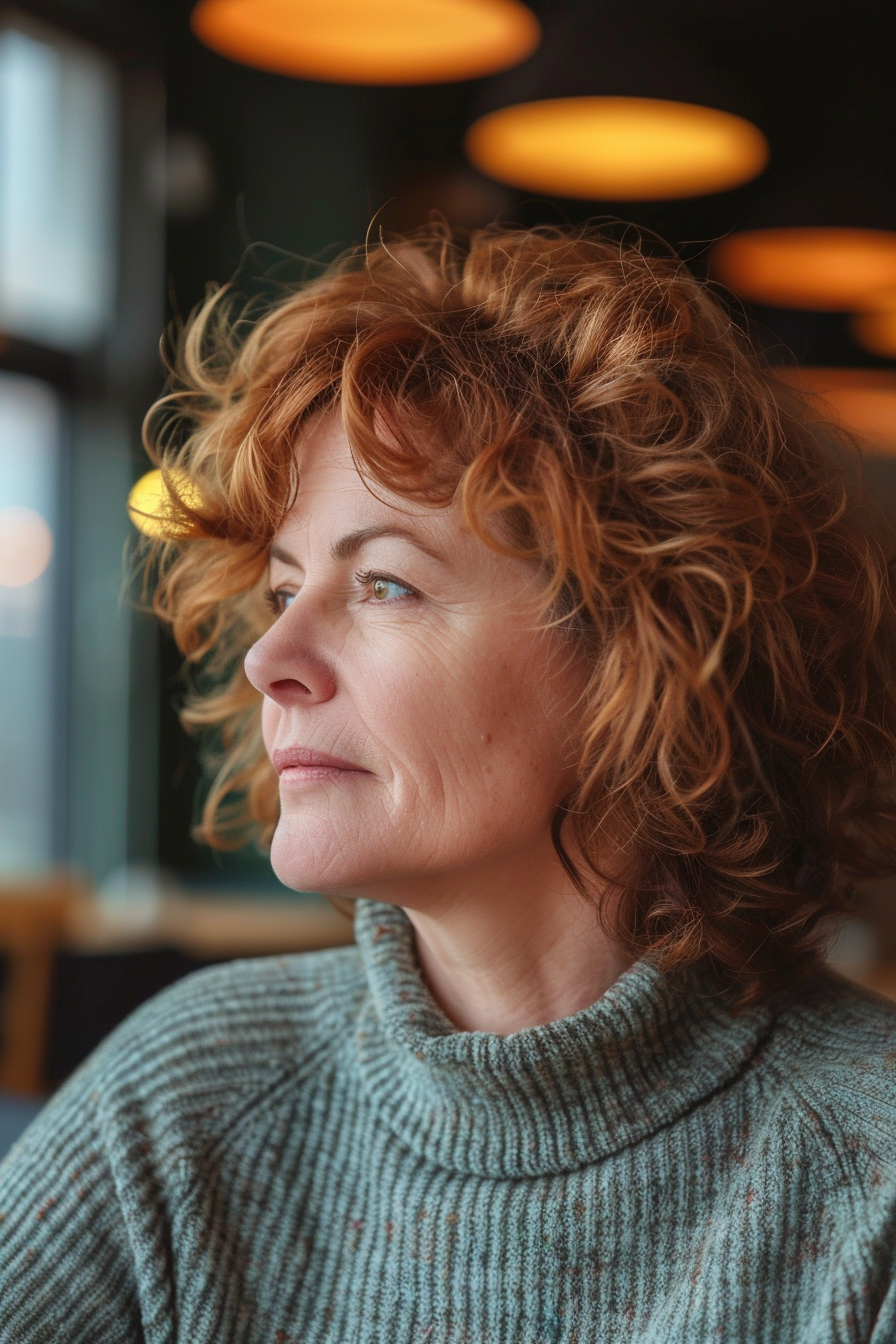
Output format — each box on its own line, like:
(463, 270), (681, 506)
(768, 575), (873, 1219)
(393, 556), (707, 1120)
(275, 410), (463, 546)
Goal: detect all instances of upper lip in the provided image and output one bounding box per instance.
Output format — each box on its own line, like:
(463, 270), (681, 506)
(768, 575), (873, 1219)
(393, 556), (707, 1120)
(273, 746), (366, 774)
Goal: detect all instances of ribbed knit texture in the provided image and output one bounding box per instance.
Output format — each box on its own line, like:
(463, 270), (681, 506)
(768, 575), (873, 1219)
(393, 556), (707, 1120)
(2, 897), (896, 1342)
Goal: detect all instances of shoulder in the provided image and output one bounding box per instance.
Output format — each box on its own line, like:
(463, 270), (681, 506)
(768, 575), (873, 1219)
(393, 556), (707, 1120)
(759, 968), (896, 1172)
(0, 945), (366, 1339)
(87, 941), (367, 1108)
(4, 941), (368, 1174)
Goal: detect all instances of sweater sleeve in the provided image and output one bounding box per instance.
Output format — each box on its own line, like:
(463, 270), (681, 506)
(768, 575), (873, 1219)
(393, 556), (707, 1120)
(0, 947), (361, 1344)
(0, 1051), (147, 1344)
(0, 956), (257, 1344)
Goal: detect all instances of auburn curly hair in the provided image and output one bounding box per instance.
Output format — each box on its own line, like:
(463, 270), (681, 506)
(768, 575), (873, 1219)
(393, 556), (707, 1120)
(134, 220), (896, 1007)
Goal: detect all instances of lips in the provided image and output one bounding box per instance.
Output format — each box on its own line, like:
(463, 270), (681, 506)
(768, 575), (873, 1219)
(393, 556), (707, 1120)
(273, 746), (366, 774)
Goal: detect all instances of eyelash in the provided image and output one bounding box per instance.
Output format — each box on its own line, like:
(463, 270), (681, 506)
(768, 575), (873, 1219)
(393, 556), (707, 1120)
(263, 569), (417, 616)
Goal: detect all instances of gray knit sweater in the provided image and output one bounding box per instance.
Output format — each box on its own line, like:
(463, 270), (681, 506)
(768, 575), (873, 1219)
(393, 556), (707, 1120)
(2, 897), (896, 1342)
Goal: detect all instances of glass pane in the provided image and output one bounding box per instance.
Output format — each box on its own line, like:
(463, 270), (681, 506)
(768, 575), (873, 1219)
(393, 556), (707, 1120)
(0, 370), (61, 872)
(0, 23), (117, 350)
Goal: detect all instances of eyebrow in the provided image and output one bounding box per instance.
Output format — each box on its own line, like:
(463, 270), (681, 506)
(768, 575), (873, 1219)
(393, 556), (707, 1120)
(268, 524), (450, 570)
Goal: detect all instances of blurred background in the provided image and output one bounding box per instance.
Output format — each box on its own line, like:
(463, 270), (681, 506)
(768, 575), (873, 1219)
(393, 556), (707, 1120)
(2, 0), (896, 1145)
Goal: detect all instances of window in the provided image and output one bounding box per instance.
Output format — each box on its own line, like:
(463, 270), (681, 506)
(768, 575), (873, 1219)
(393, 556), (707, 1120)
(0, 371), (62, 869)
(0, 21), (117, 351)
(0, 15), (122, 877)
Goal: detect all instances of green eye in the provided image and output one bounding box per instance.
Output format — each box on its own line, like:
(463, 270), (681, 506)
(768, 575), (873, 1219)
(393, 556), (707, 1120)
(355, 569), (415, 603)
(372, 577), (403, 601)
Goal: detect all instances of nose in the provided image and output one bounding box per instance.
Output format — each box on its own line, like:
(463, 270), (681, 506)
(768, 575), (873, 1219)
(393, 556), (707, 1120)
(244, 609), (338, 709)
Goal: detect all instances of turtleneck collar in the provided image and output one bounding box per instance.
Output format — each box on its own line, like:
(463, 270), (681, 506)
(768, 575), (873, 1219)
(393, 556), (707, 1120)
(350, 898), (779, 1178)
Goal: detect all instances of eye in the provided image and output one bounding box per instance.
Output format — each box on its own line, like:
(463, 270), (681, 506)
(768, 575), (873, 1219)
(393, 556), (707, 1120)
(354, 569), (417, 604)
(262, 572), (416, 617)
(263, 587), (291, 616)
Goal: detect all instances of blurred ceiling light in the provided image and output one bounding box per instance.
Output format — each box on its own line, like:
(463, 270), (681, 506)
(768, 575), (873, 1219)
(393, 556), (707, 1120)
(851, 290), (896, 359)
(712, 229), (896, 310)
(776, 368), (896, 455)
(127, 469), (202, 539)
(190, 0), (540, 84)
(0, 505), (53, 587)
(464, 97), (768, 200)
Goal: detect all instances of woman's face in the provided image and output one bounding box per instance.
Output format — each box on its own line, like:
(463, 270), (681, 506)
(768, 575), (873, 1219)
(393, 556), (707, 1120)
(244, 410), (588, 904)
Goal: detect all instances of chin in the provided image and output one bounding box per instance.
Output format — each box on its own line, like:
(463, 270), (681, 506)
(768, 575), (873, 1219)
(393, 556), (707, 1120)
(268, 823), (381, 895)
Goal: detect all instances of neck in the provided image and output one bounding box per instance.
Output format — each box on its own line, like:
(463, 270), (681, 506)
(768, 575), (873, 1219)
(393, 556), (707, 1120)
(394, 833), (634, 1035)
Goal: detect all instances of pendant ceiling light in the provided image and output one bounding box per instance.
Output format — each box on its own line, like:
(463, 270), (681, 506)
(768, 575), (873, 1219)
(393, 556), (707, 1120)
(190, 0), (540, 84)
(851, 291), (896, 359)
(712, 229), (896, 311)
(465, 97), (768, 201)
(463, 1), (768, 201)
(776, 368), (896, 456)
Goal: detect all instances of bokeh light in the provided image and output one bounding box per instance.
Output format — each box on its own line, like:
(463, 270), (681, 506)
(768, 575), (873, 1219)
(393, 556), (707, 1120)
(851, 291), (896, 359)
(0, 505), (53, 587)
(776, 367), (896, 454)
(190, 0), (540, 84)
(712, 229), (896, 310)
(465, 97), (768, 200)
(127, 469), (203, 539)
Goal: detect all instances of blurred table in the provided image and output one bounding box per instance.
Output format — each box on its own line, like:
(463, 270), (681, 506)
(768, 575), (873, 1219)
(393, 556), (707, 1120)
(8, 880), (357, 1089)
(62, 887), (355, 959)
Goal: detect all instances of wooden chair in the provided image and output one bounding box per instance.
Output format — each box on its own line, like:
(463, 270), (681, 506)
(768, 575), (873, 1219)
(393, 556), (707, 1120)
(0, 874), (82, 1096)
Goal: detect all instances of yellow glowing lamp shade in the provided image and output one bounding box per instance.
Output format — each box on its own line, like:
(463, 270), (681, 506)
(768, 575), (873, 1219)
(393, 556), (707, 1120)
(0, 506), (53, 587)
(777, 368), (896, 455)
(127, 469), (203, 539)
(712, 229), (896, 310)
(851, 289), (896, 358)
(464, 97), (769, 200)
(190, 0), (540, 84)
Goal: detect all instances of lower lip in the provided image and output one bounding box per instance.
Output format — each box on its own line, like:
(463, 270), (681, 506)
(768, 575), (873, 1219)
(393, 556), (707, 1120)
(278, 765), (367, 784)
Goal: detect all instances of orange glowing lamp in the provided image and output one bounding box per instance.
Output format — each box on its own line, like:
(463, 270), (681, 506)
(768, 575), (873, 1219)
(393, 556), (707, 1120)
(464, 96), (768, 200)
(190, 0), (540, 84)
(776, 367), (896, 455)
(851, 289), (896, 359)
(712, 229), (896, 310)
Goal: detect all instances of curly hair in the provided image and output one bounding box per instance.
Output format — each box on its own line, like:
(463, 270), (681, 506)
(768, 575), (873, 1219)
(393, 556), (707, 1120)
(134, 220), (896, 1007)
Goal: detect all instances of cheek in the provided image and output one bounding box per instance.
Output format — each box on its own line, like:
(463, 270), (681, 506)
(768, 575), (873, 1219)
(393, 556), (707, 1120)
(370, 639), (530, 778)
(354, 641), (485, 780)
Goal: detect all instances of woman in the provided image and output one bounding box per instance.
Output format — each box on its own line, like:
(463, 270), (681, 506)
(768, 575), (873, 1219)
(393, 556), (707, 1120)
(3, 222), (896, 1342)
